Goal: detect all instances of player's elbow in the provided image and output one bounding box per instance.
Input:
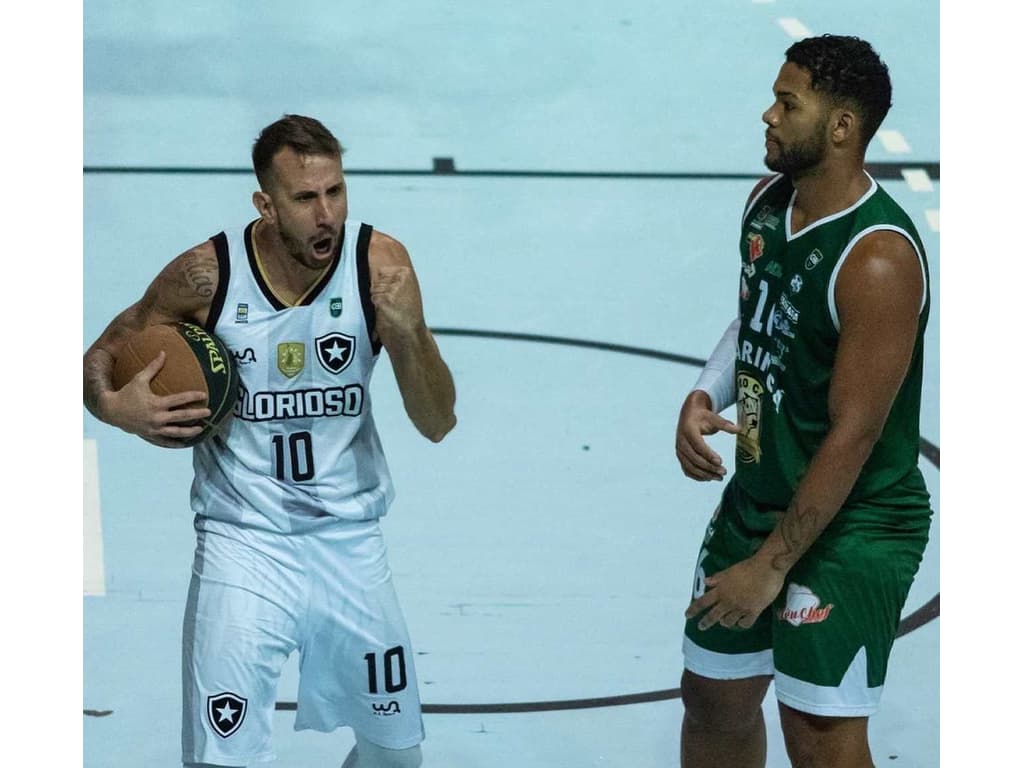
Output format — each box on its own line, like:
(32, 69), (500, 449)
(422, 412), (457, 443)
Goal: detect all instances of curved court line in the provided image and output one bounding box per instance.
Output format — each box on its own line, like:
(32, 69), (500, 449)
(86, 327), (939, 719)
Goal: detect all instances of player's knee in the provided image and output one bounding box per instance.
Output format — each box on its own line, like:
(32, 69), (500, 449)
(680, 669), (769, 733)
(779, 705), (870, 767)
(351, 735), (423, 768)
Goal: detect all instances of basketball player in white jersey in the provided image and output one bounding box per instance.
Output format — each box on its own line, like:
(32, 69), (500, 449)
(83, 115), (456, 768)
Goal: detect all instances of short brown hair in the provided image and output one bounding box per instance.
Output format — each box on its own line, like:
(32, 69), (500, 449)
(251, 115), (344, 189)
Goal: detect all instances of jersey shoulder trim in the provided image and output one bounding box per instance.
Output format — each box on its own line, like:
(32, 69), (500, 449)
(354, 223), (381, 356)
(206, 231), (231, 330)
(827, 224), (928, 332)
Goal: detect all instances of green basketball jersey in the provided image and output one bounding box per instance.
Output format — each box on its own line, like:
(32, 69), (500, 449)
(732, 173), (932, 521)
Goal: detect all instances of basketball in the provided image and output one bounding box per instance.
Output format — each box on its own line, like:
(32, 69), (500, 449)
(112, 322), (239, 446)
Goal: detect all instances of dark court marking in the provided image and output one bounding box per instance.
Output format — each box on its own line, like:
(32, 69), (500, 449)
(82, 160), (938, 182)
(84, 331), (940, 719)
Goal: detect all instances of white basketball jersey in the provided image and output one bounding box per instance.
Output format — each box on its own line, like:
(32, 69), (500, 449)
(191, 220), (394, 531)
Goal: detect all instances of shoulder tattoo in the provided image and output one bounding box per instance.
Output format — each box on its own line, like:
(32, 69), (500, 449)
(179, 247), (217, 299)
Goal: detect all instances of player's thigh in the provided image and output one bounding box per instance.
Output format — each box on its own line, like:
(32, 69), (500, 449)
(771, 521), (927, 717)
(182, 529), (303, 764)
(294, 520), (424, 748)
(683, 485), (775, 679)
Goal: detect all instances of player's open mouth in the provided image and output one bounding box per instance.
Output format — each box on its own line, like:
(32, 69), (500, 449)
(313, 237), (333, 256)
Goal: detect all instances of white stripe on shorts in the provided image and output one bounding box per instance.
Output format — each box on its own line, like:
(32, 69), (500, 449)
(682, 636), (774, 679)
(774, 646), (883, 717)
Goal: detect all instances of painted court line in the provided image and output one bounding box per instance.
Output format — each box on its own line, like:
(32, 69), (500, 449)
(877, 129), (912, 153)
(84, 438), (106, 596)
(778, 18), (812, 39)
(901, 168), (934, 192)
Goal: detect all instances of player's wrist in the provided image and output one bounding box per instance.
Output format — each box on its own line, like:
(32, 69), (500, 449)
(685, 389), (714, 411)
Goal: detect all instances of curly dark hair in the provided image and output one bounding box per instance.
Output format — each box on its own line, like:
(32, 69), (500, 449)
(252, 115), (344, 190)
(785, 35), (892, 151)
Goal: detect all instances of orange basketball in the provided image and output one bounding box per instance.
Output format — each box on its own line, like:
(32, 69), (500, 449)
(112, 322), (239, 445)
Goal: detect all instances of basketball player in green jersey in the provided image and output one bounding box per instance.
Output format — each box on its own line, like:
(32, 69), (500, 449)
(674, 36), (932, 767)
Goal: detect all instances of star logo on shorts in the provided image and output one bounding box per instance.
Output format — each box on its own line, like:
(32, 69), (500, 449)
(207, 692), (247, 738)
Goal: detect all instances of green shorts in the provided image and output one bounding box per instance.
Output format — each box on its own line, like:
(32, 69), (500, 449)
(682, 480), (930, 717)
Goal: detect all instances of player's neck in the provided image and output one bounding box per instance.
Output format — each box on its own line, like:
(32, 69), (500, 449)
(253, 219), (331, 306)
(789, 163), (871, 233)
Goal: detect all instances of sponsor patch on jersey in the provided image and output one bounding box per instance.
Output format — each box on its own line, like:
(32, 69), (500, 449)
(330, 297), (343, 317)
(235, 303), (249, 323)
(372, 701), (402, 717)
(207, 692), (247, 738)
(316, 332), (356, 374)
(233, 348), (256, 365)
(804, 249), (824, 270)
(277, 342), (305, 378)
(747, 232), (765, 262)
(737, 372), (764, 463)
(778, 583), (834, 627)
(751, 205), (781, 231)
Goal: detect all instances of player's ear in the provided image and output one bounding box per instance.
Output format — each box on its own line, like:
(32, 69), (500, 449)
(831, 107), (856, 146)
(252, 190), (275, 222)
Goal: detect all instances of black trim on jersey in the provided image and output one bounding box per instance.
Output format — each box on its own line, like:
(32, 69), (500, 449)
(301, 224), (344, 307)
(244, 221), (285, 310)
(242, 221), (346, 310)
(205, 231), (231, 331)
(355, 223), (382, 355)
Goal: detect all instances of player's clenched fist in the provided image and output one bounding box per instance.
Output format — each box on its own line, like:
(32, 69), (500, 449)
(370, 265), (426, 344)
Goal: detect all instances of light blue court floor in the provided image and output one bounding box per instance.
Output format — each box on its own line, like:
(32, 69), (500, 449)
(83, 2), (939, 766)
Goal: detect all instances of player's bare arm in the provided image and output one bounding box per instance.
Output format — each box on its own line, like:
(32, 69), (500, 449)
(686, 230), (924, 630)
(83, 241), (220, 446)
(368, 230), (457, 442)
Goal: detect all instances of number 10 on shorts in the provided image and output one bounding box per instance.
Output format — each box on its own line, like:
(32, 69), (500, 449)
(364, 645), (408, 694)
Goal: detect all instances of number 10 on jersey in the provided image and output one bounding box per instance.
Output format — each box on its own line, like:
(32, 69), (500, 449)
(272, 431), (315, 481)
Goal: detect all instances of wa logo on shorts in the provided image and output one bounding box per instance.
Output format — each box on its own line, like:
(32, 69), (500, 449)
(207, 692), (247, 738)
(372, 700), (402, 716)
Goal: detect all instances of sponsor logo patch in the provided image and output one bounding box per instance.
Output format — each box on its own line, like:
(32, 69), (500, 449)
(235, 303), (249, 323)
(804, 249), (824, 270)
(372, 701), (402, 716)
(778, 583), (834, 626)
(737, 372), (764, 464)
(747, 233), (765, 263)
(277, 342), (305, 378)
(233, 348), (256, 365)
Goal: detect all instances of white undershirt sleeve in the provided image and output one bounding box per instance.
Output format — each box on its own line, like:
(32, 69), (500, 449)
(691, 317), (739, 413)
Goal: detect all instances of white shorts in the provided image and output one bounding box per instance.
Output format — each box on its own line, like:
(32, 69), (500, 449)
(181, 518), (425, 765)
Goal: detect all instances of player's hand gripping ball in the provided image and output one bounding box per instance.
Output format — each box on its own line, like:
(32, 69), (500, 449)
(112, 322), (239, 446)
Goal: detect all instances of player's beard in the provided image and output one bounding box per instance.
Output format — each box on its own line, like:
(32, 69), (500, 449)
(765, 117), (829, 178)
(278, 223), (337, 270)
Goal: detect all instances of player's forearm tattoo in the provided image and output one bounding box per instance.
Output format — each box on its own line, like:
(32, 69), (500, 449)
(181, 249), (216, 299)
(771, 499), (826, 572)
